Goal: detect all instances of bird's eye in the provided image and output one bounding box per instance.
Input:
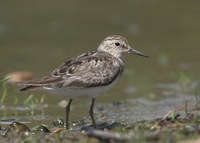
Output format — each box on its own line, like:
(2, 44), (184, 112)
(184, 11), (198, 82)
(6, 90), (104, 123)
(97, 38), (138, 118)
(115, 42), (120, 46)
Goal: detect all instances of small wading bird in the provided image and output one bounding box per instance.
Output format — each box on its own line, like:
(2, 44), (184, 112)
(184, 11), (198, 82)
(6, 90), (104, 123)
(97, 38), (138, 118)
(15, 35), (149, 129)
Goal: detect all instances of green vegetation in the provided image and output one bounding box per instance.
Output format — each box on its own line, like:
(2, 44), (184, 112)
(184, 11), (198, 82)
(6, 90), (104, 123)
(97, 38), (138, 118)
(0, 80), (200, 143)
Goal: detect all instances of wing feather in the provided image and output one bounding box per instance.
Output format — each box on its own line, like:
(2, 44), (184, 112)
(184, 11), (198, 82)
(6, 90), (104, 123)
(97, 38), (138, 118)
(16, 51), (124, 90)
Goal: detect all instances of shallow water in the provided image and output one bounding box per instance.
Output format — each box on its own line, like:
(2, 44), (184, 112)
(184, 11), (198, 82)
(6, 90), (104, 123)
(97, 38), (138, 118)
(0, 1), (200, 128)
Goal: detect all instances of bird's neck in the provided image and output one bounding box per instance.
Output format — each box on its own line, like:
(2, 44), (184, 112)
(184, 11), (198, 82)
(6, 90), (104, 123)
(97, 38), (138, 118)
(97, 45), (124, 62)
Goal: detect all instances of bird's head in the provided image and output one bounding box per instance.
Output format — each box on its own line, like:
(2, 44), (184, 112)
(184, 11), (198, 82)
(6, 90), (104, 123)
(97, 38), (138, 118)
(98, 35), (149, 59)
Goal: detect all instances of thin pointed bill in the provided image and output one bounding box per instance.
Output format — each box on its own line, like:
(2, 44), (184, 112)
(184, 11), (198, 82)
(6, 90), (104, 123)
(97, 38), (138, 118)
(128, 46), (149, 58)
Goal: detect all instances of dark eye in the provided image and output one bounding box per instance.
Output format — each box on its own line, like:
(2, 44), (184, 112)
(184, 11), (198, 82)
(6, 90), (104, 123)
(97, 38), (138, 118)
(115, 42), (120, 46)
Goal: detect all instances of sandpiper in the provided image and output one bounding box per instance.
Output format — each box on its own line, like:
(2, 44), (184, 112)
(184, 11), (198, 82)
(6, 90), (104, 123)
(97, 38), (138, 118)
(15, 35), (149, 129)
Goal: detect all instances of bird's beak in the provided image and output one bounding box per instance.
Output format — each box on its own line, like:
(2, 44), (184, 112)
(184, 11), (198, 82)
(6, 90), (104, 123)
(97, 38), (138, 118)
(127, 46), (149, 58)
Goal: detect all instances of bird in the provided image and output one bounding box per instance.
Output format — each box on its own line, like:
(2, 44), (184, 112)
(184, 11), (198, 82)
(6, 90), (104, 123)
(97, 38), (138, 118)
(14, 35), (149, 129)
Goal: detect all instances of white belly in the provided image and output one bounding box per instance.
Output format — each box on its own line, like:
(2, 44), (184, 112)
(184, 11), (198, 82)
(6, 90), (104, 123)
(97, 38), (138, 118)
(42, 75), (121, 99)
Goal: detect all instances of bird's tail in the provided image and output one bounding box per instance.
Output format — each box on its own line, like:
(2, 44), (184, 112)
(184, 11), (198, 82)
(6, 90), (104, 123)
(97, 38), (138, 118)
(19, 85), (40, 91)
(13, 82), (43, 91)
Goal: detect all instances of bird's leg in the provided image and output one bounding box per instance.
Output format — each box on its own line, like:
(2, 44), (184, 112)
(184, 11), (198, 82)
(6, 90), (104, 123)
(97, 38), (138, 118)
(65, 99), (73, 129)
(89, 98), (96, 129)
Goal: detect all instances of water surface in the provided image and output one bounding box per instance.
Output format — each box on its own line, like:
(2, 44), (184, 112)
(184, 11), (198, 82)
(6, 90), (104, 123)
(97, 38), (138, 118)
(0, 1), (200, 128)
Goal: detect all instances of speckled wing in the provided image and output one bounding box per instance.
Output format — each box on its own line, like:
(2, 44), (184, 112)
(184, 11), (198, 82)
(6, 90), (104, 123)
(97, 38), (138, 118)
(43, 51), (124, 88)
(18, 51), (124, 90)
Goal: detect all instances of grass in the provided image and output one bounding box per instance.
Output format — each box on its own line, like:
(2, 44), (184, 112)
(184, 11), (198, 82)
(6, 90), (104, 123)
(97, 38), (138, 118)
(0, 78), (9, 104)
(1, 109), (200, 143)
(0, 79), (200, 143)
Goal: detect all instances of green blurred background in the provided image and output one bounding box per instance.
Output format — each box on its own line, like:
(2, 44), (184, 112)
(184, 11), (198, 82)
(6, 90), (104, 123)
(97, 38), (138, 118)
(0, 0), (200, 125)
